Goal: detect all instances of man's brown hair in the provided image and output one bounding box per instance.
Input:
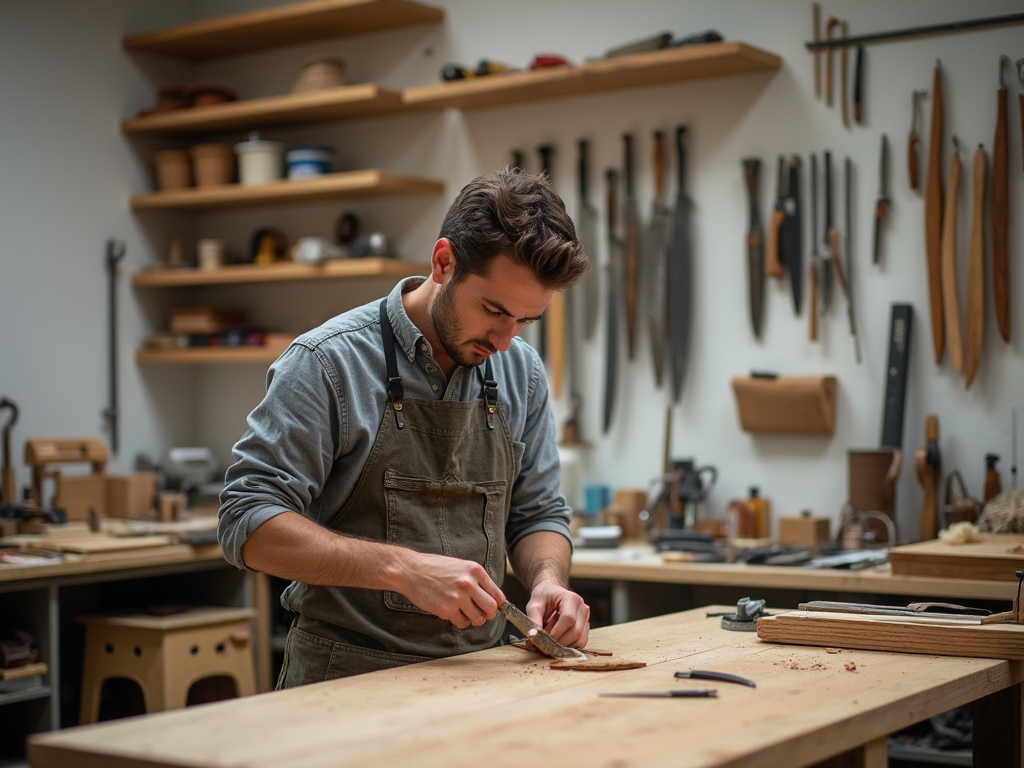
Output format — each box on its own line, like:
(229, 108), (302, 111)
(438, 166), (589, 291)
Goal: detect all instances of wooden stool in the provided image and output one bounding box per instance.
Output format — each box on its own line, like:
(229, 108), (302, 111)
(78, 606), (256, 724)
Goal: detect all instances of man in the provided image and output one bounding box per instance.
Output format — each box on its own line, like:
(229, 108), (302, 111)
(219, 167), (592, 687)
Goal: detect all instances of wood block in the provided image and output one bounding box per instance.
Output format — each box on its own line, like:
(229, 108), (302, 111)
(778, 516), (830, 546)
(888, 534), (1024, 582)
(757, 610), (1024, 660)
(106, 473), (157, 517)
(54, 475), (106, 520)
(613, 488), (647, 539)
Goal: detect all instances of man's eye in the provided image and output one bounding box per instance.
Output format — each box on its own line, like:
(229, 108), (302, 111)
(483, 307), (503, 317)
(522, 318), (536, 325)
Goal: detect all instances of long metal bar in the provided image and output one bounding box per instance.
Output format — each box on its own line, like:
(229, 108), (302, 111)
(104, 239), (126, 454)
(804, 12), (1024, 49)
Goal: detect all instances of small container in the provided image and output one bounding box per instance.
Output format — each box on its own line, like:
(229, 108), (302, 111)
(234, 132), (284, 186)
(286, 145), (335, 180)
(291, 56), (347, 93)
(190, 143), (234, 187)
(153, 149), (191, 190)
(197, 239), (225, 270)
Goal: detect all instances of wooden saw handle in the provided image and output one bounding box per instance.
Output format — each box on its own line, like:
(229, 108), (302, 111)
(964, 144), (986, 389)
(924, 63), (945, 365)
(940, 146), (964, 374)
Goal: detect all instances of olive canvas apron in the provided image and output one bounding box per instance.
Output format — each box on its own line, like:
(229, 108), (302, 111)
(277, 300), (516, 687)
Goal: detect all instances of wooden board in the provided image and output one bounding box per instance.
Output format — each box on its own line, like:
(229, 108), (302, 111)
(132, 257), (427, 288)
(758, 610), (1024, 660)
(33, 535), (174, 554)
(888, 533), (1024, 581)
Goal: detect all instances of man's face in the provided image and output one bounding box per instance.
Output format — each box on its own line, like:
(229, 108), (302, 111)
(431, 254), (554, 369)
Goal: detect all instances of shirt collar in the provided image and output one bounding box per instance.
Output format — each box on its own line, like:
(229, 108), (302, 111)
(386, 276), (429, 363)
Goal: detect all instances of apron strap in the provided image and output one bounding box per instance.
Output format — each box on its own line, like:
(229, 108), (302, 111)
(378, 300), (405, 429)
(482, 357), (497, 430)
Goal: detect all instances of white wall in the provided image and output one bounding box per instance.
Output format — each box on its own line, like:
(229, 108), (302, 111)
(1, 0), (1021, 541)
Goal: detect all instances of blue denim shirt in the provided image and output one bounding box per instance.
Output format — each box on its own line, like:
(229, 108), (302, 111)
(218, 277), (571, 570)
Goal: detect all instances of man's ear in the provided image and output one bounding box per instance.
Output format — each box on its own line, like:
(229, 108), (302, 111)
(430, 239), (456, 285)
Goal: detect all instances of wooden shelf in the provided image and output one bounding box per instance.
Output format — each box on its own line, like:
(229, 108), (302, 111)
(136, 346), (292, 364)
(132, 257), (427, 287)
(130, 170), (444, 211)
(123, 84), (405, 135)
(403, 42), (781, 110)
(123, 0), (444, 61)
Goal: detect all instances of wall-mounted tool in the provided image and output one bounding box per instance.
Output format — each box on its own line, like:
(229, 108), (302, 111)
(0, 398), (18, 504)
(907, 88), (927, 191)
(781, 156), (803, 316)
(811, 3), (821, 97)
(993, 56), (1010, 343)
(808, 153), (820, 341)
(941, 136), (964, 374)
(742, 158), (764, 339)
(824, 17), (843, 112)
(822, 151), (835, 312)
(873, 134), (891, 265)
(667, 126), (692, 405)
(538, 144), (562, 396)
(880, 304), (913, 450)
(576, 140), (600, 343)
(853, 45), (865, 124)
(622, 133), (641, 361)
(1017, 59), (1024, 172)
(602, 168), (621, 434)
(103, 239), (126, 455)
(844, 157), (861, 364)
(924, 60), (945, 365)
(915, 414), (940, 541)
(647, 132), (671, 380)
(965, 143), (987, 389)
(765, 155), (785, 279)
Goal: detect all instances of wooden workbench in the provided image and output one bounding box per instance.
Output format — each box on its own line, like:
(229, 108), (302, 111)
(27, 605), (1024, 768)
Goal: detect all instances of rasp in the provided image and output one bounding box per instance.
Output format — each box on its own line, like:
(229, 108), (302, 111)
(993, 56), (1010, 343)
(742, 158), (764, 339)
(667, 126), (692, 405)
(622, 133), (641, 360)
(603, 168), (622, 434)
(781, 155), (803, 316)
(577, 139), (601, 342)
(646, 131), (671, 386)
(498, 601), (586, 661)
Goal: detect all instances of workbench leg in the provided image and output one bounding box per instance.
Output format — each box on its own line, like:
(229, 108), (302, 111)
(610, 581), (630, 625)
(808, 736), (886, 768)
(249, 571), (273, 693)
(974, 679), (1023, 768)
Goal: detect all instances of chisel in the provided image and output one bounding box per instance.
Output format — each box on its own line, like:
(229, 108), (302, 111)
(924, 60), (945, 365)
(742, 158), (764, 339)
(993, 56), (1010, 343)
(782, 156), (803, 315)
(941, 136), (964, 373)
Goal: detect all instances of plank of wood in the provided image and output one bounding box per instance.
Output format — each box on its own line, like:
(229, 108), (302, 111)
(924, 63), (945, 364)
(123, 0), (444, 61)
(33, 535), (174, 554)
(0, 662), (48, 681)
(888, 533), (1024, 581)
(758, 610), (1024, 659)
(132, 258), (427, 288)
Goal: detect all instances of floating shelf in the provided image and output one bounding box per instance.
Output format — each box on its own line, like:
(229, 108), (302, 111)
(403, 42), (781, 111)
(123, 0), (444, 61)
(123, 84), (405, 135)
(136, 346), (292, 364)
(130, 170), (444, 211)
(132, 257), (427, 287)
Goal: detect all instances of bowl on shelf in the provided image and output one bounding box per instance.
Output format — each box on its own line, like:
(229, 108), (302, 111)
(291, 56), (346, 93)
(285, 145), (334, 180)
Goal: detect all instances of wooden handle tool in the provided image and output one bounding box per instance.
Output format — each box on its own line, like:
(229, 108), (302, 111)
(839, 21), (849, 128)
(812, 3), (821, 98)
(941, 137), (964, 374)
(915, 414), (940, 541)
(766, 155), (785, 278)
(924, 61), (945, 365)
(993, 56), (1010, 343)
(809, 259), (819, 341)
(825, 17), (841, 107)
(965, 144), (987, 389)
(907, 88), (926, 191)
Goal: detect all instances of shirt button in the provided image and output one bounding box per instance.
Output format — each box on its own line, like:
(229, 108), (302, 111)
(420, 344), (429, 353)
(431, 384), (439, 392)
(425, 364), (437, 374)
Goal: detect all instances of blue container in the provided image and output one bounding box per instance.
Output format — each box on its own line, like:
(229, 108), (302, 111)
(286, 145), (334, 179)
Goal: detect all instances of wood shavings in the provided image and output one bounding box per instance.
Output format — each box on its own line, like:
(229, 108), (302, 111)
(825, 648), (842, 654)
(844, 661), (857, 671)
(939, 521), (982, 545)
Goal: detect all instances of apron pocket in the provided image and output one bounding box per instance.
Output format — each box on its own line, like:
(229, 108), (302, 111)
(383, 470), (506, 614)
(278, 625), (429, 687)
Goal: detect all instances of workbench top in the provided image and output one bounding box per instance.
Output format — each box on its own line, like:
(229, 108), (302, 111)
(27, 605), (1024, 768)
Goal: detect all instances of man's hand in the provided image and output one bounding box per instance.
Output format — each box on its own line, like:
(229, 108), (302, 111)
(391, 550), (506, 630)
(526, 581), (590, 649)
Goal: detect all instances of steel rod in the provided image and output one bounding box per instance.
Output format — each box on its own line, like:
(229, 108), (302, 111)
(804, 12), (1024, 50)
(104, 239), (125, 454)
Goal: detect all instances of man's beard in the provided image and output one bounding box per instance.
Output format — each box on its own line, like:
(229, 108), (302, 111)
(431, 279), (495, 368)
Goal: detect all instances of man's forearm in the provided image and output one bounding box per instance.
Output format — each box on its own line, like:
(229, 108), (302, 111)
(508, 530), (572, 591)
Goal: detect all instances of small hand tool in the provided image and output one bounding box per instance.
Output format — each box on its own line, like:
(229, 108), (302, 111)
(577, 140), (600, 342)
(1017, 58), (1024, 173)
(781, 155), (803, 316)
(498, 601), (586, 661)
(925, 60), (945, 365)
(941, 136), (964, 374)
(667, 126), (692, 405)
(708, 597), (769, 631)
(844, 157), (861, 364)
(600, 690), (718, 699)
(536, 145), (554, 365)
(765, 155), (786, 279)
(824, 17), (841, 108)
(993, 56), (1010, 343)
(853, 45), (865, 124)
(965, 142), (987, 389)
(822, 151), (835, 312)
(907, 88), (927, 191)
(742, 158), (764, 338)
(808, 153), (820, 340)
(872, 134), (891, 265)
(647, 131), (671, 382)
(811, 3), (821, 98)
(675, 670), (756, 688)
(622, 133), (641, 360)
(915, 414), (941, 540)
(603, 168), (622, 434)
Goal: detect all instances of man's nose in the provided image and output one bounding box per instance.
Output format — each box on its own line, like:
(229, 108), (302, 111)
(488, 324), (516, 352)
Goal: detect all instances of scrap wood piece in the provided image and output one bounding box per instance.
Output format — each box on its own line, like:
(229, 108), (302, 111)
(550, 659), (647, 671)
(758, 610), (1024, 660)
